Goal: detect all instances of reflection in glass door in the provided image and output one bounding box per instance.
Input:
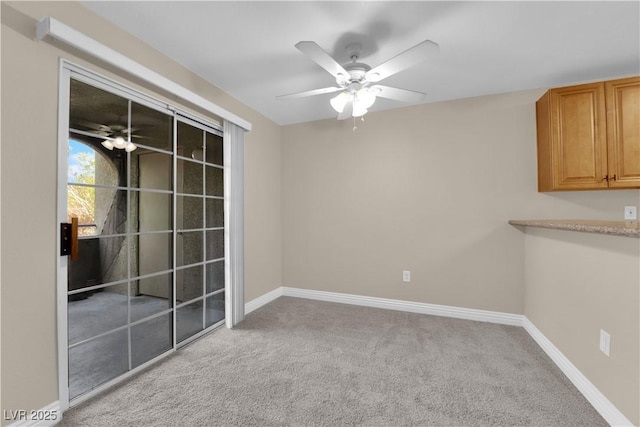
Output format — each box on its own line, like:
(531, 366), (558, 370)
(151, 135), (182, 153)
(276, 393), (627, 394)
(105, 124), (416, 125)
(65, 76), (225, 402)
(175, 118), (226, 342)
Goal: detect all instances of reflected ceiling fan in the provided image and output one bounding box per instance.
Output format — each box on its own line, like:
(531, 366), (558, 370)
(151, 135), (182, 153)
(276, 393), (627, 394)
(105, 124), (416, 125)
(74, 120), (143, 151)
(278, 39), (439, 120)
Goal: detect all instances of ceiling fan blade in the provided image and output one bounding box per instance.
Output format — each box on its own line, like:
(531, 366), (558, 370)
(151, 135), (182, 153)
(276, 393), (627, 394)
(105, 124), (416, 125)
(337, 100), (353, 120)
(107, 124), (127, 132)
(72, 118), (110, 132)
(295, 41), (349, 79)
(372, 85), (427, 103)
(277, 86), (343, 100)
(366, 40), (439, 82)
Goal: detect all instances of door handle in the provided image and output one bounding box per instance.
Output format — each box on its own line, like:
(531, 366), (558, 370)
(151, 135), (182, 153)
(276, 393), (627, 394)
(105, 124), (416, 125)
(71, 217), (78, 261)
(61, 217), (79, 260)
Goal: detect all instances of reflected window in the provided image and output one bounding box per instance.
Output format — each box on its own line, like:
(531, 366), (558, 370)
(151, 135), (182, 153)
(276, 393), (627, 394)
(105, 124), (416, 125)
(67, 140), (118, 236)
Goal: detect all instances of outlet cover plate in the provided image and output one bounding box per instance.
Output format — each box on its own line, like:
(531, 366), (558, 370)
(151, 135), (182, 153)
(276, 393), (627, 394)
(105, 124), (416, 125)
(402, 270), (411, 283)
(624, 206), (637, 220)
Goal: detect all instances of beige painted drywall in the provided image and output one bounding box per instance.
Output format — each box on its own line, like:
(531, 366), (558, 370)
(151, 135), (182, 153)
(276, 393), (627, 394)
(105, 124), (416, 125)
(1, 1), (281, 421)
(524, 228), (640, 425)
(282, 90), (638, 313)
(282, 88), (640, 423)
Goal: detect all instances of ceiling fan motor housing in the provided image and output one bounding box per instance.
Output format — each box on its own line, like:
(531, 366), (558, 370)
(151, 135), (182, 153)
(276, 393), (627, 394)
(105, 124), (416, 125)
(338, 62), (371, 86)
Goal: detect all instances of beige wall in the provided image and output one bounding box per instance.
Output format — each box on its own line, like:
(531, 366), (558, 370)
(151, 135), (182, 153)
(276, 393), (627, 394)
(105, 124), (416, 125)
(282, 90), (637, 312)
(524, 228), (639, 425)
(282, 89), (639, 423)
(1, 1), (281, 420)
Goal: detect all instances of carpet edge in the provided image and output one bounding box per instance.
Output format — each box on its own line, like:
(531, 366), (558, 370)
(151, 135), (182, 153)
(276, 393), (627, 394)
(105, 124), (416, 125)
(281, 286), (523, 326)
(245, 285), (633, 427)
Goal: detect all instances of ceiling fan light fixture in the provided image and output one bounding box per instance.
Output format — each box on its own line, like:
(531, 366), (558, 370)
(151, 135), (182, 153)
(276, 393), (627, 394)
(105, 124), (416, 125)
(352, 102), (368, 118)
(101, 139), (114, 150)
(113, 136), (127, 149)
(330, 92), (350, 113)
(356, 88), (377, 109)
(191, 147), (204, 160)
(125, 141), (137, 152)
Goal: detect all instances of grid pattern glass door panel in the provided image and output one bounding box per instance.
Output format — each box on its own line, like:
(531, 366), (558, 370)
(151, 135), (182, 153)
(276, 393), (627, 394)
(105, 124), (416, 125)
(66, 77), (225, 403)
(177, 159), (204, 195)
(176, 300), (204, 343)
(176, 265), (204, 304)
(205, 132), (223, 166)
(205, 166), (224, 197)
(206, 292), (225, 327)
(68, 329), (128, 400)
(134, 191), (172, 232)
(205, 261), (225, 294)
(205, 198), (224, 228)
(131, 313), (173, 368)
(174, 118), (226, 344)
(177, 195), (203, 231)
(130, 273), (173, 322)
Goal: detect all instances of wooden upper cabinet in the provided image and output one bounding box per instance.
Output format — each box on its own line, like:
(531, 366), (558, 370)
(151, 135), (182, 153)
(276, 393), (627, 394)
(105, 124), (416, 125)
(536, 77), (640, 191)
(606, 77), (640, 188)
(552, 82), (607, 190)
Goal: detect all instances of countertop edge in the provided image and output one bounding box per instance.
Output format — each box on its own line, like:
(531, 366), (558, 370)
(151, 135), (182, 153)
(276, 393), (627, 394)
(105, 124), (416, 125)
(508, 219), (640, 238)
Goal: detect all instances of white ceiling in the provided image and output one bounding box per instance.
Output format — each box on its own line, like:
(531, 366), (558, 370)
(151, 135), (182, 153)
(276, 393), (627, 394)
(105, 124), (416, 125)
(81, 1), (639, 126)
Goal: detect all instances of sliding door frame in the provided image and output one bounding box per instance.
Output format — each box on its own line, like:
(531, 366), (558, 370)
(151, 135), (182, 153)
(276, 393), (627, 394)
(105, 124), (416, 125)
(56, 60), (244, 411)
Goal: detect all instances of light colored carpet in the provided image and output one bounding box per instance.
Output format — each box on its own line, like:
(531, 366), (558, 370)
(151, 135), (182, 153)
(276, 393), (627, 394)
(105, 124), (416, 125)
(59, 296), (606, 426)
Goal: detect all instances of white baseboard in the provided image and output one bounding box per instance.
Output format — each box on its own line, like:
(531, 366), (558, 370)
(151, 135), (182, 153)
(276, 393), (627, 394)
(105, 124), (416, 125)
(281, 286), (524, 326)
(245, 286), (633, 426)
(7, 401), (61, 427)
(523, 318), (633, 427)
(245, 286), (283, 314)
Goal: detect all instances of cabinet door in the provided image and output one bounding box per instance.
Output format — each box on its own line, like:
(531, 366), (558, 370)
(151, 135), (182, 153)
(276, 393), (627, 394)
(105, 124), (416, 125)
(550, 83), (608, 190)
(606, 77), (640, 189)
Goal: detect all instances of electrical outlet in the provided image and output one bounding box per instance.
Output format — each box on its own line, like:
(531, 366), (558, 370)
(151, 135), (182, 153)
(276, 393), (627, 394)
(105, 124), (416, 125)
(624, 206), (637, 220)
(599, 330), (610, 357)
(402, 270), (411, 283)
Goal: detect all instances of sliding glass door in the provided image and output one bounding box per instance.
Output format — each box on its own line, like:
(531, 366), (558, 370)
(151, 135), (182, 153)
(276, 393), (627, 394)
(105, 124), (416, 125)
(64, 74), (225, 402)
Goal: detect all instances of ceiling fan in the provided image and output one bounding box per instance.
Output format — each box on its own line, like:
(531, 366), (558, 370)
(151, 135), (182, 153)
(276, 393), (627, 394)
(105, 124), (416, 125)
(278, 39), (439, 120)
(73, 120), (142, 151)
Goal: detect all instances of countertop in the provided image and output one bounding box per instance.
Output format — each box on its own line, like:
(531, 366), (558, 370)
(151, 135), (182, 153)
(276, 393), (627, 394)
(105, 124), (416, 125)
(508, 219), (639, 238)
